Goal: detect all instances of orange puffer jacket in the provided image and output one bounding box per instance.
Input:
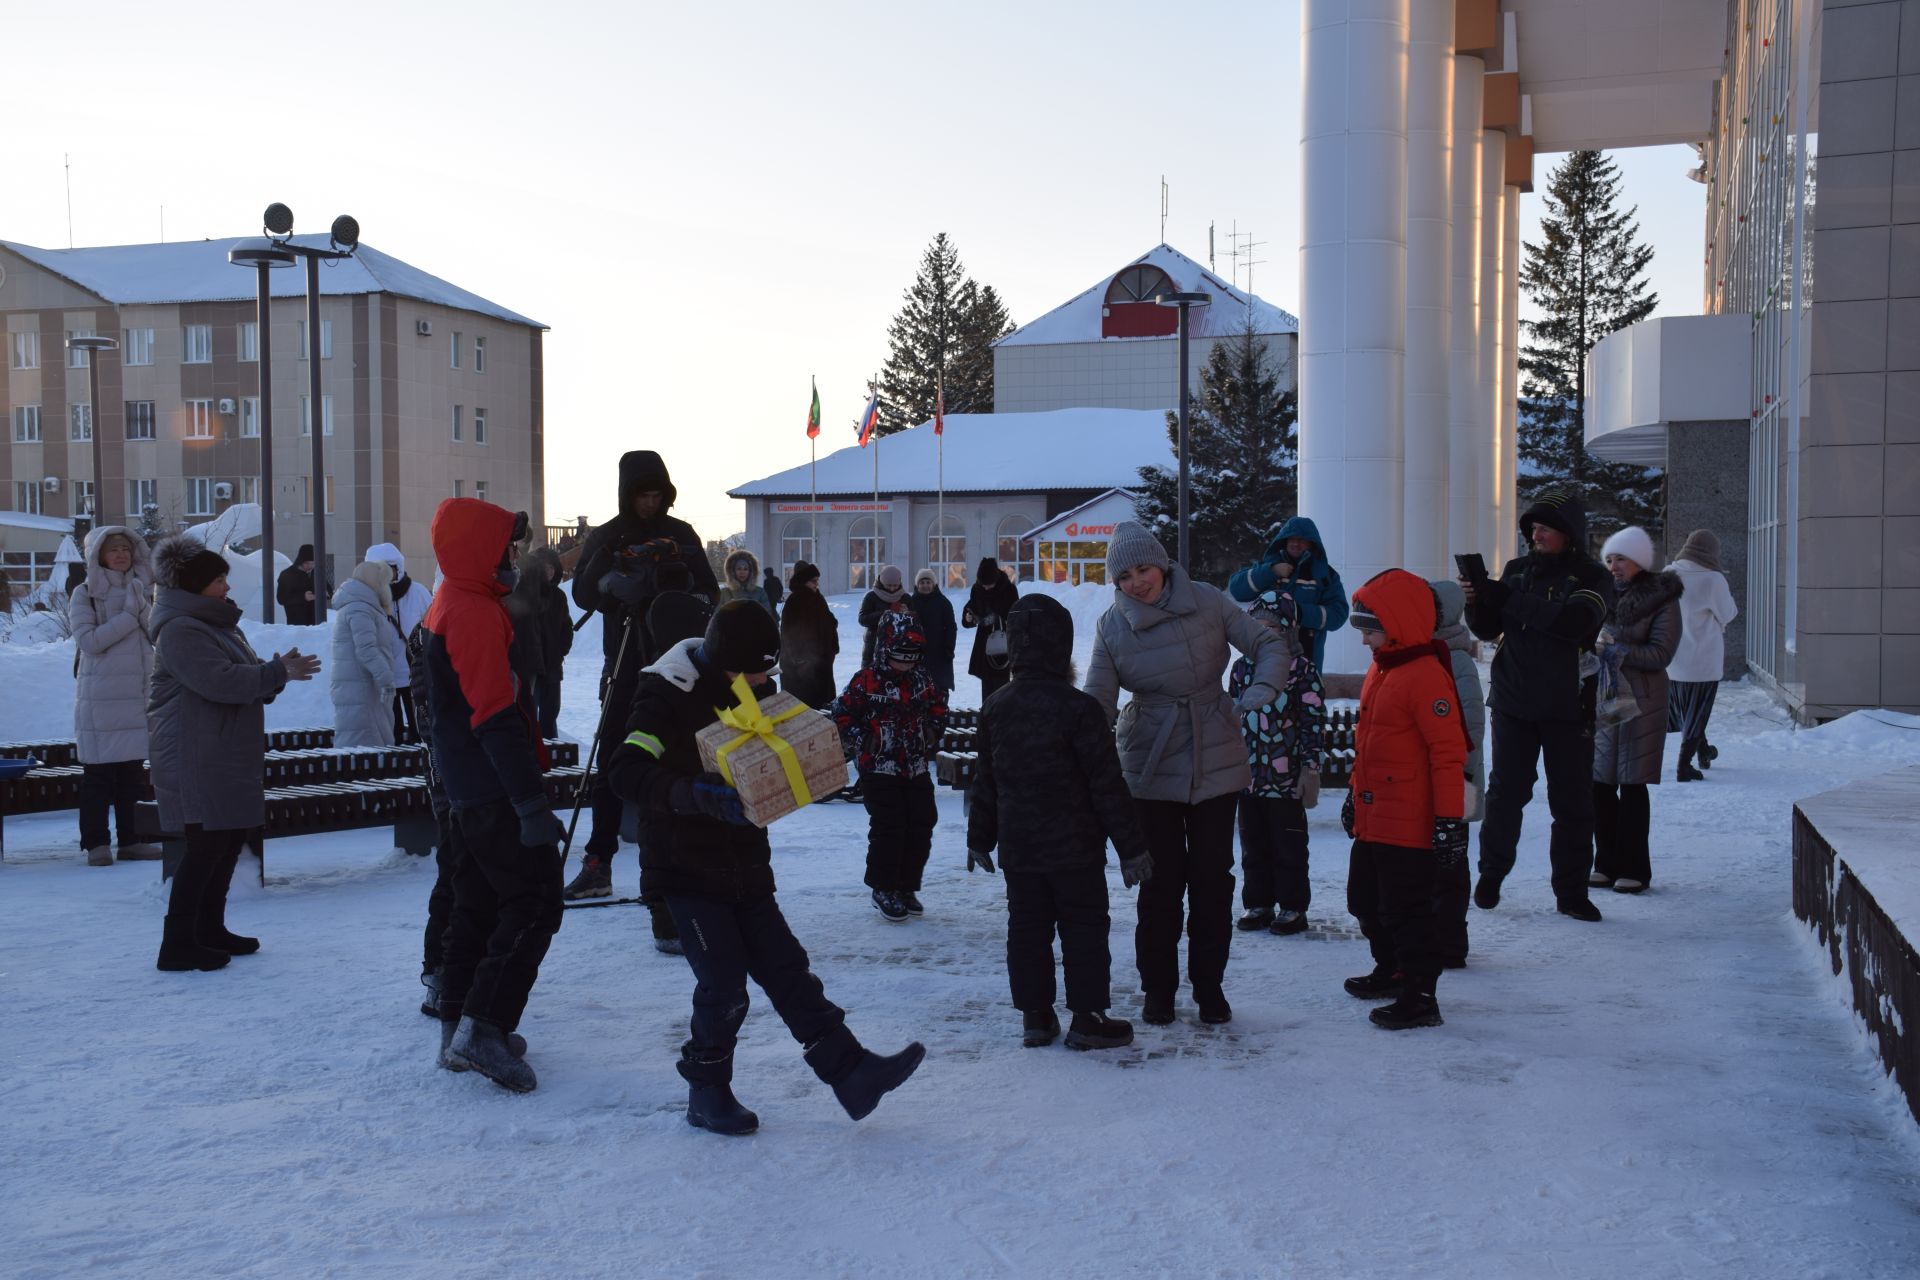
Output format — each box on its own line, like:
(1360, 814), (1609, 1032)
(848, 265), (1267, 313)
(1349, 569), (1470, 850)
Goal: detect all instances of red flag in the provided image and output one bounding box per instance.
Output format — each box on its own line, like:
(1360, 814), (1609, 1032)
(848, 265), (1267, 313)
(934, 385), (944, 436)
(806, 377), (821, 439)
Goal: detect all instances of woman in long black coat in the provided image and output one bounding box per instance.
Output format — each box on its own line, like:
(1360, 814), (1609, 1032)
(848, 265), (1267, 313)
(962, 558), (1018, 703)
(911, 568), (958, 695)
(779, 560), (840, 709)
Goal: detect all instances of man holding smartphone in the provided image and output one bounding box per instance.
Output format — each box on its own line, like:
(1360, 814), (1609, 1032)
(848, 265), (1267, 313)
(1457, 489), (1614, 923)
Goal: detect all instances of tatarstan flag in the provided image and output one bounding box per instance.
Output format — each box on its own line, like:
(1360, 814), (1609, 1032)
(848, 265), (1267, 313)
(806, 377), (821, 439)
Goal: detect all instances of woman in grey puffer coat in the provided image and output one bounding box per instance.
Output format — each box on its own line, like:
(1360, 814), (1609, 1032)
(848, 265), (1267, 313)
(330, 561), (398, 748)
(1084, 522), (1282, 1028)
(1591, 527), (1683, 895)
(148, 539), (320, 972)
(70, 525), (160, 865)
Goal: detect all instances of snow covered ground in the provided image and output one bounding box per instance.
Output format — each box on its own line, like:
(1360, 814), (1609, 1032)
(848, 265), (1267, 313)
(5, 589), (1920, 1277)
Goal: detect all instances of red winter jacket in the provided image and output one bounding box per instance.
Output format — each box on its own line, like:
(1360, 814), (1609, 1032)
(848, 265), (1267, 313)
(1349, 570), (1470, 850)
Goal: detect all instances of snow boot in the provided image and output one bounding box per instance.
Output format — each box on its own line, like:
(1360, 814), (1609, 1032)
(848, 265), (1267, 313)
(654, 936), (685, 956)
(156, 918), (230, 972)
(563, 855), (613, 900)
(1237, 906), (1275, 932)
(901, 891), (925, 917)
(831, 1043), (927, 1121)
(420, 970), (442, 1018)
(1269, 909), (1309, 936)
(1698, 739), (1718, 769)
(1065, 1011), (1134, 1050)
(1370, 990), (1444, 1030)
(1343, 967), (1403, 1000)
(1022, 1009), (1061, 1048)
(117, 843), (164, 861)
(1612, 878), (1647, 894)
(1676, 739), (1703, 782)
(1472, 876), (1502, 910)
(1557, 898), (1604, 923)
(200, 927), (260, 956)
(870, 889), (909, 924)
(1141, 992), (1176, 1026)
(446, 1016), (537, 1092)
(1193, 986), (1232, 1026)
(87, 844), (114, 867)
(1589, 870), (1616, 888)
(439, 1015), (529, 1071)
(686, 1083), (759, 1136)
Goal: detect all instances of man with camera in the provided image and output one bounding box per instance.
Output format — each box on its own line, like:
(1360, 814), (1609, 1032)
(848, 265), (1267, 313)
(567, 451), (718, 901)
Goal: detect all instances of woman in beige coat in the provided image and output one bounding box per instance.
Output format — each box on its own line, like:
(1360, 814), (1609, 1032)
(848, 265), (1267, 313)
(70, 526), (161, 865)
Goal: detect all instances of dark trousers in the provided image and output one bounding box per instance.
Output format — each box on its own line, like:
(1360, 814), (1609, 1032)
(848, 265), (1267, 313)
(78, 759), (145, 850)
(421, 812), (458, 975)
(1134, 792), (1240, 998)
(535, 674), (563, 741)
(664, 892), (860, 1087)
(392, 687), (419, 744)
(165, 825), (249, 938)
(439, 799), (564, 1034)
(1238, 793), (1311, 913)
(1592, 782), (1652, 885)
(862, 771), (937, 892)
(1347, 839), (1442, 991)
(1477, 710), (1596, 905)
(1433, 848), (1471, 967)
(1668, 681), (1718, 745)
(1004, 866), (1112, 1015)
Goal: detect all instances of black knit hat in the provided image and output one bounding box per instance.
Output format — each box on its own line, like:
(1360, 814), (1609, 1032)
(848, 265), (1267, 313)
(700, 599), (781, 674)
(156, 536), (230, 594)
(789, 559), (820, 590)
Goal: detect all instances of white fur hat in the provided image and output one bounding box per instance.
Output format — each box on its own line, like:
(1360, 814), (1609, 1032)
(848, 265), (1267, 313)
(1601, 526), (1658, 572)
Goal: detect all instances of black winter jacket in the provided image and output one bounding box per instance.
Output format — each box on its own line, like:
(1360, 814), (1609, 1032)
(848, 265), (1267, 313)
(1466, 495), (1615, 723)
(779, 588), (840, 708)
(911, 586), (959, 691)
(963, 572), (1018, 679)
(966, 595), (1147, 872)
(571, 450), (717, 672)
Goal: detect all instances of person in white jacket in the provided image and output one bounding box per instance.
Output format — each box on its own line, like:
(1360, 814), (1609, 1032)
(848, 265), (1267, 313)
(329, 562), (398, 748)
(69, 526), (163, 865)
(367, 542), (433, 742)
(1666, 529), (1739, 781)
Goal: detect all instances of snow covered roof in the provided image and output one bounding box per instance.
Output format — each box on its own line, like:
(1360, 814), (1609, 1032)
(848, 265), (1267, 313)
(0, 237), (544, 329)
(0, 511), (76, 535)
(996, 243), (1298, 348)
(728, 408), (1171, 498)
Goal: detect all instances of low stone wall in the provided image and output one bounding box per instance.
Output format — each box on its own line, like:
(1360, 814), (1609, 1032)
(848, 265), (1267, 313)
(1792, 765), (1920, 1126)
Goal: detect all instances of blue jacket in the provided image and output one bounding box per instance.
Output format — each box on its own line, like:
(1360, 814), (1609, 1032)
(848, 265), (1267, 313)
(1227, 516), (1350, 670)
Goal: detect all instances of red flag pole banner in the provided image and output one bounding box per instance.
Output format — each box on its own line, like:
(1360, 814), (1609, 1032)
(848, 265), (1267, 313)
(806, 376), (821, 440)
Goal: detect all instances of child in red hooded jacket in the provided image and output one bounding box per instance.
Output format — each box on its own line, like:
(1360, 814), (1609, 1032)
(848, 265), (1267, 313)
(1338, 569), (1472, 1030)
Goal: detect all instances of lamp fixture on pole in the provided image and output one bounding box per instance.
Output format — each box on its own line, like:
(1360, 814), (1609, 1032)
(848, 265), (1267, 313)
(1155, 290), (1212, 569)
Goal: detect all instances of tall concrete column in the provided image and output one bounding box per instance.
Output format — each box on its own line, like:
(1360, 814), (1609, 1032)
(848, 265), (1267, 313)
(1402, 0), (1453, 582)
(1499, 184), (1522, 561)
(1478, 127), (1506, 565)
(1300, 0), (1409, 674)
(1447, 54), (1484, 566)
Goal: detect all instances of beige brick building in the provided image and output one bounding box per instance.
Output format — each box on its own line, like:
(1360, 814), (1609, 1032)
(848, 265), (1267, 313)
(0, 236), (544, 592)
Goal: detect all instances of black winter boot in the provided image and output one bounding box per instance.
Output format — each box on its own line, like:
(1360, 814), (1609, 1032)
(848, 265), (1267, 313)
(1343, 967), (1403, 1000)
(1193, 986), (1232, 1025)
(420, 971), (442, 1019)
(1676, 739), (1703, 783)
(1472, 876), (1502, 910)
(1269, 909), (1310, 936)
(1698, 739), (1718, 769)
(687, 1083), (759, 1136)
(1370, 989), (1444, 1030)
(156, 917), (230, 972)
(563, 855), (613, 901)
(1065, 1011), (1134, 1050)
(1557, 898), (1604, 923)
(1141, 993), (1175, 1026)
(831, 1042), (926, 1121)
(446, 1016), (537, 1092)
(1022, 1009), (1061, 1048)
(1237, 907), (1275, 931)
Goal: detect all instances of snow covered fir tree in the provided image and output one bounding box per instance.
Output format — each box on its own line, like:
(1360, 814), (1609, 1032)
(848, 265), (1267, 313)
(1518, 149), (1665, 543)
(1133, 316), (1297, 584)
(875, 232), (1014, 437)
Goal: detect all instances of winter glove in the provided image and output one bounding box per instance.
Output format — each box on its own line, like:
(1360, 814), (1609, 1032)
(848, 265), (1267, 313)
(967, 848), (996, 874)
(1340, 787), (1356, 838)
(1120, 851), (1153, 888)
(511, 799), (567, 849)
(672, 771), (751, 826)
(1234, 683), (1279, 713)
(1433, 817), (1469, 869)
(1299, 767), (1321, 810)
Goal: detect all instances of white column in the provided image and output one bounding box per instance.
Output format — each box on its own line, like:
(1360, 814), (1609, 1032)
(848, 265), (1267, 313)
(1499, 185), (1522, 564)
(1478, 128), (1506, 565)
(1300, 0), (1409, 674)
(1402, 0), (1454, 583)
(1447, 55), (1484, 566)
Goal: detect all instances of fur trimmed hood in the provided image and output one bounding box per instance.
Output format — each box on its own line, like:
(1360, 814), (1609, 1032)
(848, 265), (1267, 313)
(1610, 569), (1684, 628)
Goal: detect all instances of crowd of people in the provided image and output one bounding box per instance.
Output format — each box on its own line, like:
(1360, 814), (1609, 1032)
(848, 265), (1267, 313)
(60, 443), (1742, 1133)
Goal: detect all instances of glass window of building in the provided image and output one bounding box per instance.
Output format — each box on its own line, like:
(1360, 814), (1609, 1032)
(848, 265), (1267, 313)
(185, 399), (213, 439)
(928, 516), (966, 587)
(9, 331), (39, 369)
(475, 407), (488, 444)
(301, 395), (334, 437)
(238, 322), (258, 362)
(12, 405), (42, 443)
(299, 320), (333, 360)
(240, 397), (260, 438)
(125, 400), (156, 441)
(187, 477), (214, 516)
(126, 478), (157, 515)
(474, 336), (486, 372)
(848, 516), (886, 590)
(1035, 539), (1110, 586)
(779, 519), (816, 583)
(1105, 265), (1175, 305)
(74, 480), (95, 516)
(14, 480), (44, 515)
(183, 325), (213, 364)
(996, 515), (1036, 568)
(70, 403), (92, 441)
(123, 328), (154, 366)
(67, 328), (93, 368)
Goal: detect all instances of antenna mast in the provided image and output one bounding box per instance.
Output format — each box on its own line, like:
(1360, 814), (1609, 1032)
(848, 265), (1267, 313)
(64, 155), (74, 249)
(1159, 176), (1168, 242)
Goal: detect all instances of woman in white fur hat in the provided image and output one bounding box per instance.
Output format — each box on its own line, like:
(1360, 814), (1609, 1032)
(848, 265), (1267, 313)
(1591, 526), (1683, 895)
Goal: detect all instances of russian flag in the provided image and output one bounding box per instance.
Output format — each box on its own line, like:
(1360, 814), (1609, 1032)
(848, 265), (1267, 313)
(855, 394), (880, 448)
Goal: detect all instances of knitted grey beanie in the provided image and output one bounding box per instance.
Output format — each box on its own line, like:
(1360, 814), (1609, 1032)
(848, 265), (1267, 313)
(1105, 521), (1171, 582)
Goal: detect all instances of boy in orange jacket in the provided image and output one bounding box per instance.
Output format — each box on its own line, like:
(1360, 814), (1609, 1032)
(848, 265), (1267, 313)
(1338, 569), (1472, 1030)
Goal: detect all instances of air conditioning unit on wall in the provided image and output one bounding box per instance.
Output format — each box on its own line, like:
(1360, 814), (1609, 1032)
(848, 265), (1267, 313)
(214, 482), (233, 500)
(217, 398), (236, 414)
(42, 476), (60, 493)
(415, 318), (433, 336)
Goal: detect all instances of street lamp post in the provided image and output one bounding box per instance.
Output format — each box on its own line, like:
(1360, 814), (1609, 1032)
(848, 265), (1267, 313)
(227, 236), (296, 622)
(1155, 290), (1212, 570)
(66, 334), (118, 527)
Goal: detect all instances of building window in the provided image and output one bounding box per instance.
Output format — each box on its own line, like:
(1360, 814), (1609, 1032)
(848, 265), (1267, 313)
(125, 400), (157, 441)
(183, 324), (213, 364)
(9, 331), (39, 370)
(996, 515), (1036, 567)
(928, 516), (967, 588)
(473, 335), (486, 372)
(474, 407), (487, 444)
(187, 477), (215, 516)
(779, 520), (816, 583)
(1105, 265), (1176, 305)
(303, 475), (335, 514)
(1035, 539), (1110, 586)
(298, 319), (333, 360)
(126, 478), (157, 517)
(451, 331), (462, 369)
(451, 405), (463, 441)
(74, 479), (96, 517)
(238, 322), (258, 362)
(453, 478), (465, 498)
(847, 516), (886, 590)
(240, 397), (260, 438)
(66, 328), (94, 368)
(123, 327), (155, 365)
(300, 395), (334, 437)
(474, 480), (489, 505)
(70, 403), (93, 442)
(13, 481), (43, 515)
(239, 477), (258, 505)
(185, 399), (214, 439)
(11, 405), (42, 443)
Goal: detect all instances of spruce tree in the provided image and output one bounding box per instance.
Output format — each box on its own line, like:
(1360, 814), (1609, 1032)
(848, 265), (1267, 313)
(877, 234), (1015, 436)
(1133, 316), (1298, 583)
(1518, 149), (1664, 543)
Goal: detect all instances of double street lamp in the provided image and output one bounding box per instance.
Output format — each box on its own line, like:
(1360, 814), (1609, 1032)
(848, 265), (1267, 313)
(65, 334), (119, 529)
(1155, 290), (1212, 571)
(227, 237), (295, 622)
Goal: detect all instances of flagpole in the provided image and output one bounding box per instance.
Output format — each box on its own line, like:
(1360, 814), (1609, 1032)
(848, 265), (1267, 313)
(810, 435), (817, 558)
(937, 378), (945, 586)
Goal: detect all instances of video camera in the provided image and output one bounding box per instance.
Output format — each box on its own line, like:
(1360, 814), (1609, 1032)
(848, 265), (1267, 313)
(599, 536), (682, 611)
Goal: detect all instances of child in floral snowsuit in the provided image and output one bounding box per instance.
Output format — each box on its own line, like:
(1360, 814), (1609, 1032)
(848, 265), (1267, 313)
(831, 610), (950, 922)
(1230, 590), (1326, 935)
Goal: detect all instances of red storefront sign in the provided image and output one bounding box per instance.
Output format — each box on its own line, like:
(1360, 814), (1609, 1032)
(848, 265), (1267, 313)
(770, 502), (892, 513)
(1063, 522), (1117, 538)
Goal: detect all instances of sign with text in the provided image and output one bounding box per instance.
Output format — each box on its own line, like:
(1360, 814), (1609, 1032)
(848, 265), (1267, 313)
(771, 502), (892, 513)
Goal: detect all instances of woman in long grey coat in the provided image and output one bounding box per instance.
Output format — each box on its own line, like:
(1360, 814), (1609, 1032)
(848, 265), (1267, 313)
(1591, 527), (1683, 895)
(1084, 522), (1282, 1027)
(70, 525), (160, 865)
(329, 561), (397, 748)
(148, 539), (320, 971)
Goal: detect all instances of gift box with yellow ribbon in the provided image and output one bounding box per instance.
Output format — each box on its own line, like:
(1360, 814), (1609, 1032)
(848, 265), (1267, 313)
(695, 674), (849, 827)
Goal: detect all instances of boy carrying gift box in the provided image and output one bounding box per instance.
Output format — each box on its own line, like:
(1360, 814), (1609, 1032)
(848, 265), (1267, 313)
(1230, 589), (1327, 937)
(830, 610), (950, 924)
(608, 600), (925, 1136)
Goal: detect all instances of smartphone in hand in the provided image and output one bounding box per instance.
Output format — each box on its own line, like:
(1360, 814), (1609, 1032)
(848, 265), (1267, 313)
(1454, 553), (1489, 582)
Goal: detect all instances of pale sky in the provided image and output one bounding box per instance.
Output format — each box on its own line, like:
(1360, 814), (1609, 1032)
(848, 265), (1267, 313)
(2, 0), (1704, 542)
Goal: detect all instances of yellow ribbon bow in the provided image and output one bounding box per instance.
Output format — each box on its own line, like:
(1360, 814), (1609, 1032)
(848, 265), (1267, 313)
(713, 674), (812, 808)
